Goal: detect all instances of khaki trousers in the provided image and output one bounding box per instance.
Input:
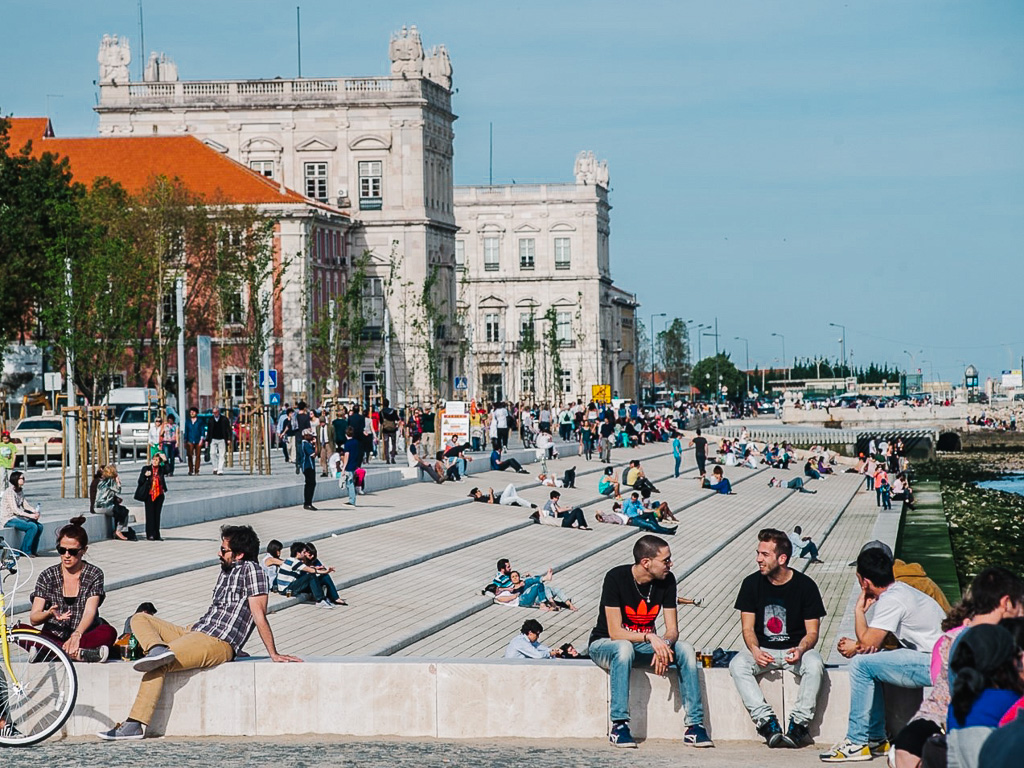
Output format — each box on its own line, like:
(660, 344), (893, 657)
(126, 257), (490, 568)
(128, 613), (234, 725)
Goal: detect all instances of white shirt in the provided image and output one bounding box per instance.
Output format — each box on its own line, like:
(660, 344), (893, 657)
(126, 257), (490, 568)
(493, 407), (508, 429)
(789, 532), (807, 554)
(867, 581), (945, 653)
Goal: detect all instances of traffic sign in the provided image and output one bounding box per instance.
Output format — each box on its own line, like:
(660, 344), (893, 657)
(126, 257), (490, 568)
(44, 372), (63, 391)
(268, 392), (281, 406)
(259, 369), (278, 389)
(591, 384), (611, 403)
(453, 376), (468, 390)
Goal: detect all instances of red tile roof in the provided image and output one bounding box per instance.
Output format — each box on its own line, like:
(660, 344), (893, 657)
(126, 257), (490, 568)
(4, 117), (313, 206)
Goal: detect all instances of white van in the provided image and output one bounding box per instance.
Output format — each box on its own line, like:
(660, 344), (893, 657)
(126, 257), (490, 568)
(103, 387), (161, 419)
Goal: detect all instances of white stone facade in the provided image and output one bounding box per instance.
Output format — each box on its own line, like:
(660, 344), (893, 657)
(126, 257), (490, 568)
(454, 156), (638, 405)
(94, 29), (460, 406)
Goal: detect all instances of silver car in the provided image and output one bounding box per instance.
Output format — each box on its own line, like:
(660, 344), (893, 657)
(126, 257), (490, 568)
(117, 406), (159, 459)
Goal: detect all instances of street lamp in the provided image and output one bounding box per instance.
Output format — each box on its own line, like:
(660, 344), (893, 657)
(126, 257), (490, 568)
(829, 322), (846, 379)
(771, 332), (787, 380)
(695, 323), (708, 363)
(650, 312), (666, 402)
(734, 336), (749, 397)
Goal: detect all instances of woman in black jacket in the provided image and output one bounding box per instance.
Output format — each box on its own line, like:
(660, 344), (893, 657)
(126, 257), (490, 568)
(137, 453), (168, 541)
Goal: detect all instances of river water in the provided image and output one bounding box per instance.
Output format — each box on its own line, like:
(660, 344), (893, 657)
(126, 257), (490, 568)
(977, 473), (1024, 496)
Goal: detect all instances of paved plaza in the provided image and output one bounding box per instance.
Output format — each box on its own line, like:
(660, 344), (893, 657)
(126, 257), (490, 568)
(38, 736), (829, 767)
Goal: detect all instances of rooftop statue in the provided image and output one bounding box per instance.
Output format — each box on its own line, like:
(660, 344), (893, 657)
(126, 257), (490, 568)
(424, 44), (453, 90)
(389, 24), (424, 76)
(144, 52), (179, 83)
(98, 34), (131, 84)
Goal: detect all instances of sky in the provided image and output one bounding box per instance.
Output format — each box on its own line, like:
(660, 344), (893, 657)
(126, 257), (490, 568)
(2, 0), (1023, 387)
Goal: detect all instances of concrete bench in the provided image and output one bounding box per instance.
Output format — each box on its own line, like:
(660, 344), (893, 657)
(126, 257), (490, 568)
(67, 658), (918, 742)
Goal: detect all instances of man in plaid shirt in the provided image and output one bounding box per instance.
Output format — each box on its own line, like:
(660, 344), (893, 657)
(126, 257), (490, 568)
(98, 524), (301, 741)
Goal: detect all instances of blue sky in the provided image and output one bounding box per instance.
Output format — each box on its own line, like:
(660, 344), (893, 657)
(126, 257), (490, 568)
(3, 0), (1023, 387)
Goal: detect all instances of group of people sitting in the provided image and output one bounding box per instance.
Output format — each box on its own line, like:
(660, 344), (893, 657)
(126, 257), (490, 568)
(262, 539), (345, 609)
(484, 558), (577, 612)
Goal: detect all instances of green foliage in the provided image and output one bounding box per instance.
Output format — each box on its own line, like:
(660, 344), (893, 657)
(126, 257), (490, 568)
(691, 353), (744, 400)
(657, 318), (690, 389)
(543, 306), (562, 404)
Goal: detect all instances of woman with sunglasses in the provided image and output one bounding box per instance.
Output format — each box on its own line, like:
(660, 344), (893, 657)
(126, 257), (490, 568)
(26, 516), (117, 662)
(1, 470), (43, 556)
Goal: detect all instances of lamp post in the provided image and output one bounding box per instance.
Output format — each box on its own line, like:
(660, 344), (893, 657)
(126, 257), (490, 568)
(734, 336), (749, 397)
(650, 311), (666, 402)
(771, 332), (787, 380)
(703, 318), (721, 402)
(829, 322), (846, 379)
(684, 319), (697, 395)
(695, 323), (708, 364)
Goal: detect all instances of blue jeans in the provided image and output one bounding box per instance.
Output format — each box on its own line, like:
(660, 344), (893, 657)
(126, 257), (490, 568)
(864, 475), (874, 491)
(846, 649), (931, 744)
(343, 471), (357, 505)
(674, 455), (682, 478)
(730, 648), (824, 725)
(588, 637), (704, 725)
(5, 517), (44, 556)
(518, 576), (547, 607)
(287, 572), (340, 603)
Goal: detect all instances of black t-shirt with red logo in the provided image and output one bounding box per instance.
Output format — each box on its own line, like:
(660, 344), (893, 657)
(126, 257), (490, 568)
(733, 569), (825, 650)
(589, 564), (677, 646)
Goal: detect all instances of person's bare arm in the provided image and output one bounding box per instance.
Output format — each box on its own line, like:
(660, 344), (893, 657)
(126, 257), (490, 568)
(785, 617), (820, 663)
(853, 590), (887, 651)
(248, 593), (302, 662)
(740, 611), (774, 666)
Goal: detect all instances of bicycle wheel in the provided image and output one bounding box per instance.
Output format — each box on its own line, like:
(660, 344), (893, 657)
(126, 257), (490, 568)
(0, 629), (78, 747)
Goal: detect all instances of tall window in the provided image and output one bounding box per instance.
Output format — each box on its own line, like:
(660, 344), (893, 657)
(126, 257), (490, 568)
(362, 277), (384, 328)
(484, 312), (501, 343)
(554, 237), (571, 269)
(518, 238), (535, 270)
(359, 161), (383, 210)
(304, 162), (328, 202)
(556, 311), (572, 345)
(249, 160), (274, 179)
(161, 292), (176, 327)
(455, 239), (466, 271)
(483, 237), (499, 271)
(560, 369), (572, 394)
(223, 291), (244, 325)
(223, 372), (246, 399)
(521, 370), (535, 393)
(519, 312), (535, 343)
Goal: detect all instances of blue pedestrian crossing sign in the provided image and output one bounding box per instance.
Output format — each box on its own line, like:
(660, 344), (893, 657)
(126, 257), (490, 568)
(268, 393), (281, 405)
(454, 376), (468, 390)
(259, 369), (277, 389)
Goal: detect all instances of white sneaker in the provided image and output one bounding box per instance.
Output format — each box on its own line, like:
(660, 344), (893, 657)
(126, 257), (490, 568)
(316, 599), (336, 609)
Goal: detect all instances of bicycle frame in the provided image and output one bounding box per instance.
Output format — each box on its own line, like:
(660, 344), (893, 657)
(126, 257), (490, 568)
(0, 538), (35, 694)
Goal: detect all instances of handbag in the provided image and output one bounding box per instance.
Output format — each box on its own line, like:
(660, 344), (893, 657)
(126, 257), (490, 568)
(133, 478), (150, 503)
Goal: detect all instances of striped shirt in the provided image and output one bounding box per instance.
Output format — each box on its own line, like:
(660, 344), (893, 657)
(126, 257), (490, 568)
(191, 560), (268, 654)
(274, 557), (304, 593)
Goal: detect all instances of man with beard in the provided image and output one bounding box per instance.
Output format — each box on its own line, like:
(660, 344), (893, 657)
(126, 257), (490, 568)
(587, 535), (713, 750)
(98, 525), (301, 740)
(729, 528), (826, 749)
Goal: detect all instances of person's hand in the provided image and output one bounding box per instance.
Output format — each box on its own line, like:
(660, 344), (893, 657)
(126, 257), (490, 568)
(270, 653), (303, 663)
(52, 608), (72, 622)
(648, 633), (674, 675)
(837, 637), (858, 658)
(754, 648), (775, 667)
(326, 566), (335, 574)
(784, 647), (804, 664)
(63, 632), (81, 657)
(855, 587), (876, 613)
(550, 648), (564, 658)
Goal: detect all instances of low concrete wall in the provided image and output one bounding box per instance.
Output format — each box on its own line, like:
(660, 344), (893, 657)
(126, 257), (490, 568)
(71, 658), (864, 742)
(782, 405), (964, 428)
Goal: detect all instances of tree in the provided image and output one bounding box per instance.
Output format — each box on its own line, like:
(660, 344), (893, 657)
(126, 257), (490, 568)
(691, 353), (745, 401)
(657, 318), (690, 390)
(543, 306), (563, 405)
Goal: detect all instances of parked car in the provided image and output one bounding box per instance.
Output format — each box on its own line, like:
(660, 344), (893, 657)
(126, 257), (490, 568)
(117, 406), (159, 459)
(9, 416), (63, 466)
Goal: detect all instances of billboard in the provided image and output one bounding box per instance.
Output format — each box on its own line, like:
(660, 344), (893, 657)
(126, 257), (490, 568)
(1001, 370), (1022, 389)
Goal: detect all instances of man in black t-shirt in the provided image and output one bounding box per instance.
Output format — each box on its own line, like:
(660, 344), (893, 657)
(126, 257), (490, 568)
(598, 416), (615, 464)
(588, 536), (713, 750)
(689, 429), (709, 478)
(729, 528), (825, 749)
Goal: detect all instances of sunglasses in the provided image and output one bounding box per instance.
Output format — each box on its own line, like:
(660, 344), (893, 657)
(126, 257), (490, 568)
(57, 546), (82, 557)
(220, 547), (233, 555)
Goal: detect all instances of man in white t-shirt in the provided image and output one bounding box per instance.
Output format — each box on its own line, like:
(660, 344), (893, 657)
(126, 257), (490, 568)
(821, 547), (945, 763)
(492, 402), (510, 449)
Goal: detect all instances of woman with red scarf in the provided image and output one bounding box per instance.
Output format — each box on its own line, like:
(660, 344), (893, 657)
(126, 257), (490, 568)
(137, 453), (168, 541)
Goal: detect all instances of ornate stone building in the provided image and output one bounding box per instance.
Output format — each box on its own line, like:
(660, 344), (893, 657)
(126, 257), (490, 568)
(454, 153), (638, 405)
(94, 28), (459, 406)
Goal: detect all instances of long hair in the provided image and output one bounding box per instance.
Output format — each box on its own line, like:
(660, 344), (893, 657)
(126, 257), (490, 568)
(950, 624), (1024, 724)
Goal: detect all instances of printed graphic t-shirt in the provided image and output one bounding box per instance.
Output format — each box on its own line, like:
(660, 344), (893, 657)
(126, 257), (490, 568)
(734, 569), (826, 650)
(589, 564), (677, 646)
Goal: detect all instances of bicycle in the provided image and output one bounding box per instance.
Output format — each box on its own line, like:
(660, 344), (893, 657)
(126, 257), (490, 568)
(0, 536), (78, 747)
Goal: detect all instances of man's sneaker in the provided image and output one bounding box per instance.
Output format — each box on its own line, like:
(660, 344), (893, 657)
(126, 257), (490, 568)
(819, 739), (872, 762)
(683, 724), (715, 748)
(133, 644), (175, 673)
(757, 716), (786, 748)
(609, 722), (637, 748)
(316, 599), (336, 609)
(79, 645), (110, 663)
(97, 720), (145, 741)
(786, 718), (811, 747)
(0, 722), (23, 739)
(869, 738), (891, 757)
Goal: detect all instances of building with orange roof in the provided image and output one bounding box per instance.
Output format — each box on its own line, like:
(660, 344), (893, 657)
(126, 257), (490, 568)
(4, 117), (351, 411)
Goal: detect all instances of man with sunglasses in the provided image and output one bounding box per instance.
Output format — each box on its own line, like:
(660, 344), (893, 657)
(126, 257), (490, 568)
(98, 524), (301, 741)
(588, 535), (713, 749)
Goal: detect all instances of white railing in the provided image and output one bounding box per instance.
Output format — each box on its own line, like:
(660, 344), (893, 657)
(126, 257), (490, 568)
(104, 77), (449, 109)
